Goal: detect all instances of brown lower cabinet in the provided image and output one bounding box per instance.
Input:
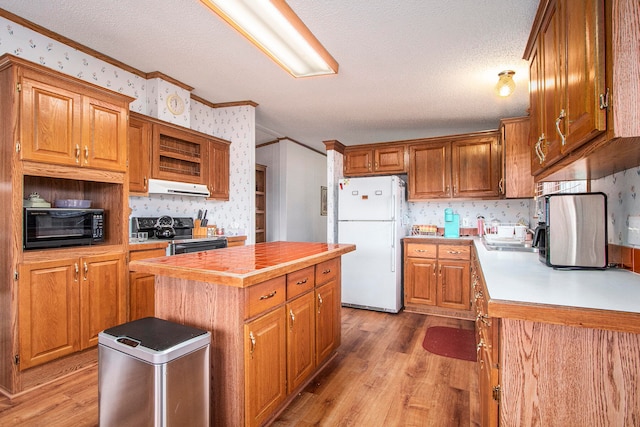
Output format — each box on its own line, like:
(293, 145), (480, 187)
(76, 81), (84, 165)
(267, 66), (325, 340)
(403, 239), (472, 319)
(128, 243), (168, 321)
(244, 259), (341, 427)
(18, 252), (126, 370)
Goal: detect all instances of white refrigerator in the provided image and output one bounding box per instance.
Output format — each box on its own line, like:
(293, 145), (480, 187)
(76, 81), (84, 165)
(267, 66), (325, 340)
(338, 176), (405, 313)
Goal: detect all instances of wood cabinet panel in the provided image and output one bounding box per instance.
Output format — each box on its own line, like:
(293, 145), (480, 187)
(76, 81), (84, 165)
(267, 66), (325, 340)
(19, 75), (82, 167)
(246, 276), (286, 319)
(82, 97), (127, 172)
(244, 307), (287, 427)
(152, 123), (208, 184)
(18, 259), (80, 370)
(452, 135), (500, 198)
(128, 114), (152, 193)
(80, 252), (126, 348)
(315, 280), (339, 364)
(207, 139), (230, 200)
(344, 144), (405, 176)
(500, 117), (534, 198)
(404, 257), (437, 306)
(18, 252), (125, 370)
(286, 266), (315, 299)
(286, 292), (315, 393)
(408, 141), (450, 199)
(404, 240), (472, 318)
(438, 260), (470, 311)
(315, 257), (339, 286)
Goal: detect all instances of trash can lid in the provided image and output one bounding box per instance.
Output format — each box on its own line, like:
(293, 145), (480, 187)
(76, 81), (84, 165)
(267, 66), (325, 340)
(102, 317), (208, 351)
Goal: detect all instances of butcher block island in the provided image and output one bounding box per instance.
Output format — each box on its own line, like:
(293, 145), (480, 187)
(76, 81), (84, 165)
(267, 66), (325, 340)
(129, 241), (355, 427)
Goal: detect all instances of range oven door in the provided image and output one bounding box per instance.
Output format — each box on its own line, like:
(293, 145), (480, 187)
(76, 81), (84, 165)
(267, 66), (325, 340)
(171, 239), (227, 255)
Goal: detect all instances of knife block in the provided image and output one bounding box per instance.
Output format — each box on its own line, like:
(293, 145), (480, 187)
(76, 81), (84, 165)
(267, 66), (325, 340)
(193, 219), (208, 237)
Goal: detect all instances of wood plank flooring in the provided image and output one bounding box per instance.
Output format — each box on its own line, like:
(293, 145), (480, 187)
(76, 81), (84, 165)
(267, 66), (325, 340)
(0, 308), (478, 426)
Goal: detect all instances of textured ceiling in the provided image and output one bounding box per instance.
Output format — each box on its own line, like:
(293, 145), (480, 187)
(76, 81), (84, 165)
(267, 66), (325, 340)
(0, 0), (539, 151)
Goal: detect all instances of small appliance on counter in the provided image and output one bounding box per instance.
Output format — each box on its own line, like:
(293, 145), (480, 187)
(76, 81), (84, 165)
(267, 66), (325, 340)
(443, 208), (460, 238)
(533, 192), (607, 269)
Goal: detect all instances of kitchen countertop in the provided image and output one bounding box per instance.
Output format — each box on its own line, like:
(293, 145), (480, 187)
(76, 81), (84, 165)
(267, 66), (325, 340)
(472, 237), (640, 333)
(129, 241), (355, 288)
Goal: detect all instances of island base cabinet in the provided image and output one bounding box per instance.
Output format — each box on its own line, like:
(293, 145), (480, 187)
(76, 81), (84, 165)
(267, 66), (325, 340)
(499, 319), (640, 426)
(286, 292), (316, 394)
(245, 307), (287, 427)
(315, 280), (340, 364)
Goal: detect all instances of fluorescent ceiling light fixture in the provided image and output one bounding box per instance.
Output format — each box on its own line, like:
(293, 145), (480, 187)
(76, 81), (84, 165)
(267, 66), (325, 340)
(201, 0), (339, 78)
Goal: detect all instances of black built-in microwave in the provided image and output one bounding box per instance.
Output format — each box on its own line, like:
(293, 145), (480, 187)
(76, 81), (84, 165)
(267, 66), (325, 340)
(23, 208), (105, 250)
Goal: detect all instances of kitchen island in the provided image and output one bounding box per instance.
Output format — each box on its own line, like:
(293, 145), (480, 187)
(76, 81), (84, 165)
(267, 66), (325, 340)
(472, 239), (640, 426)
(129, 241), (355, 427)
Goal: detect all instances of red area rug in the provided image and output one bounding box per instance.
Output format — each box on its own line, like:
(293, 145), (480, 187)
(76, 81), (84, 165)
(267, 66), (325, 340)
(422, 326), (476, 362)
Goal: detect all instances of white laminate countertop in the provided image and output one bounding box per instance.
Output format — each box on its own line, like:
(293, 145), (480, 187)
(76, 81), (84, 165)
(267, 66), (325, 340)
(473, 238), (640, 314)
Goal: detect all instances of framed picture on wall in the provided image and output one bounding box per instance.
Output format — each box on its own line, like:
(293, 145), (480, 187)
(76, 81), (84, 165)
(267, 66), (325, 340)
(321, 186), (327, 216)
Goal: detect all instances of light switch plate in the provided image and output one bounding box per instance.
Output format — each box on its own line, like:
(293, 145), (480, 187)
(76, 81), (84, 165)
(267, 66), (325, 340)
(628, 216), (640, 246)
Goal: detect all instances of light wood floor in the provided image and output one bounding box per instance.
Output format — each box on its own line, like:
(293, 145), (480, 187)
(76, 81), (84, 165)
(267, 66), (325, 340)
(0, 308), (478, 426)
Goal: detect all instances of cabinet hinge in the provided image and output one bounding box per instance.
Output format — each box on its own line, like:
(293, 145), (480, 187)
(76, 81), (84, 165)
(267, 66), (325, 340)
(14, 355), (19, 366)
(16, 82), (21, 92)
(15, 142), (21, 153)
(492, 385), (501, 402)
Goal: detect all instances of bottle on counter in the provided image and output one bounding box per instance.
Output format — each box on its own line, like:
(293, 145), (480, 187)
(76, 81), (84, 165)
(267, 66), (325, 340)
(477, 216), (485, 236)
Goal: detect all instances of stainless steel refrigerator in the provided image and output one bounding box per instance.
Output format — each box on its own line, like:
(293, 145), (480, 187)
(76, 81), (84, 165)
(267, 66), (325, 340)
(338, 176), (405, 313)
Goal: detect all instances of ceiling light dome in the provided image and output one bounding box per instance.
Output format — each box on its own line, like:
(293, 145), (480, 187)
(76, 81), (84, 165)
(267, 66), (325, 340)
(495, 70), (516, 97)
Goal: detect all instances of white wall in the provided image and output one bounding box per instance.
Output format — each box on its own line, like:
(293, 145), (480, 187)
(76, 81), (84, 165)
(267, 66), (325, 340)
(257, 140), (327, 242)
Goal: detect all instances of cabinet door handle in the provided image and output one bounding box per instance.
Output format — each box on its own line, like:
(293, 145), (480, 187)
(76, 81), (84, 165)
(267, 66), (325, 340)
(317, 293), (323, 313)
(249, 331), (256, 358)
(498, 178), (504, 194)
(374, 161), (379, 170)
(75, 144), (81, 163)
(83, 262), (88, 281)
(259, 290), (277, 300)
(289, 309), (295, 329)
(296, 278), (308, 285)
(535, 134), (546, 164)
(453, 185), (457, 195)
(143, 176), (147, 190)
(74, 262), (79, 282)
(555, 109), (566, 146)
(84, 145), (89, 163)
(599, 88), (610, 110)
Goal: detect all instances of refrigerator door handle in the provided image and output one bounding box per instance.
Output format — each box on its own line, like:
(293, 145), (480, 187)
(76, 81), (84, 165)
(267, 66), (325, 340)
(390, 224), (396, 272)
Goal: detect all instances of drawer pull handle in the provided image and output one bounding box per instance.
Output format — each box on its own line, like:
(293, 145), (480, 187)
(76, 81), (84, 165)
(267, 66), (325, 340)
(322, 269), (331, 275)
(415, 249), (429, 253)
(249, 331), (256, 358)
(296, 278), (308, 285)
(447, 250), (461, 254)
(259, 290), (277, 300)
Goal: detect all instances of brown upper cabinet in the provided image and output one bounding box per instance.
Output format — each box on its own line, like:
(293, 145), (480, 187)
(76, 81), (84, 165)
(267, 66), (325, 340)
(152, 122), (208, 184)
(524, 0), (640, 181)
(128, 113), (152, 193)
(344, 144), (406, 176)
(528, 0), (606, 173)
(408, 131), (501, 200)
(500, 117), (534, 198)
(19, 67), (128, 172)
(128, 112), (231, 199)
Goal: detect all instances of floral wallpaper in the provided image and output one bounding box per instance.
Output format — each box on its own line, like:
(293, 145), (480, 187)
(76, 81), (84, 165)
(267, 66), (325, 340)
(406, 198), (533, 232)
(592, 166), (640, 246)
(1, 15), (255, 242)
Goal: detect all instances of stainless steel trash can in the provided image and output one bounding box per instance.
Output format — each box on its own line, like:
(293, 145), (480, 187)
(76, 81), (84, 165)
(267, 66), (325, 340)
(98, 317), (210, 427)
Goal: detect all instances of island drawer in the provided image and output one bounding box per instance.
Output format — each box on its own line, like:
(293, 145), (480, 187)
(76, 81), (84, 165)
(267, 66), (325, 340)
(406, 243), (437, 258)
(287, 266), (315, 299)
(246, 276), (286, 319)
(438, 244), (470, 260)
(315, 258), (339, 286)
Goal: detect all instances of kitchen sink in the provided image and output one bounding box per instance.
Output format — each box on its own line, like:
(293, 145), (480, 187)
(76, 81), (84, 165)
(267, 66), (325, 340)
(482, 237), (539, 253)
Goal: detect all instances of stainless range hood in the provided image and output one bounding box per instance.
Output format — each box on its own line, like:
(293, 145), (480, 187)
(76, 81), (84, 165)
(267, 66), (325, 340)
(147, 179), (210, 197)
